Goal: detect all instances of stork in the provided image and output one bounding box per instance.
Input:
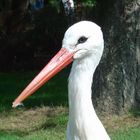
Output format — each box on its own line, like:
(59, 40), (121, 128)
(12, 21), (111, 140)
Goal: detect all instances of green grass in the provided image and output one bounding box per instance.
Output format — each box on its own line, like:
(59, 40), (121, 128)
(111, 127), (140, 140)
(0, 71), (140, 140)
(0, 130), (65, 140)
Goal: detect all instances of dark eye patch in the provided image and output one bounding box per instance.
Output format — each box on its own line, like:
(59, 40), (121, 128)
(77, 36), (88, 44)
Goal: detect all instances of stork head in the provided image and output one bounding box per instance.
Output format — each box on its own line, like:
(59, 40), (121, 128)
(12, 21), (104, 107)
(63, 21), (104, 60)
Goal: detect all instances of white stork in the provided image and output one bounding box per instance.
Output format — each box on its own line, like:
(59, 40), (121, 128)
(12, 21), (111, 140)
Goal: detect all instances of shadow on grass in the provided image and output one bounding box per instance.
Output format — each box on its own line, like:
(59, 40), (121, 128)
(130, 108), (140, 117)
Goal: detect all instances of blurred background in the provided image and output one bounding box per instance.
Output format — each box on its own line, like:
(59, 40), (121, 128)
(0, 0), (97, 71)
(0, 0), (139, 115)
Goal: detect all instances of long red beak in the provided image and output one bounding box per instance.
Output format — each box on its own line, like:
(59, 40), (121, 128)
(12, 48), (74, 108)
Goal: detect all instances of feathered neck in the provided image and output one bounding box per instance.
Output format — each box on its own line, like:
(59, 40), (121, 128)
(67, 56), (110, 140)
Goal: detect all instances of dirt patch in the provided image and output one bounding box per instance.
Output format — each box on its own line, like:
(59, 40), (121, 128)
(0, 106), (67, 134)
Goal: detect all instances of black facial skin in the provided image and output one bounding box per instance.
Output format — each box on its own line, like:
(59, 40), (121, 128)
(77, 36), (88, 44)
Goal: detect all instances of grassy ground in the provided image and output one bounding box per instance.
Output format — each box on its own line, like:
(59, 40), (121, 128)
(0, 71), (140, 140)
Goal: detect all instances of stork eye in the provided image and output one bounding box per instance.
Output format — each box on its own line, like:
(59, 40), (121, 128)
(77, 36), (88, 44)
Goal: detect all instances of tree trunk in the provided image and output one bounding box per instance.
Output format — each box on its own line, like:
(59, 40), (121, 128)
(93, 0), (140, 115)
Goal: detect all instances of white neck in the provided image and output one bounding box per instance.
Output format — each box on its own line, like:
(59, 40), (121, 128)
(67, 56), (110, 140)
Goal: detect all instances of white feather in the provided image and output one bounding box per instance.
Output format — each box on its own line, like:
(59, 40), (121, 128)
(63, 21), (110, 140)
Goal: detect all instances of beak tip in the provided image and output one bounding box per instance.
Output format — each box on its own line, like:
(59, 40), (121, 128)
(12, 102), (24, 108)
